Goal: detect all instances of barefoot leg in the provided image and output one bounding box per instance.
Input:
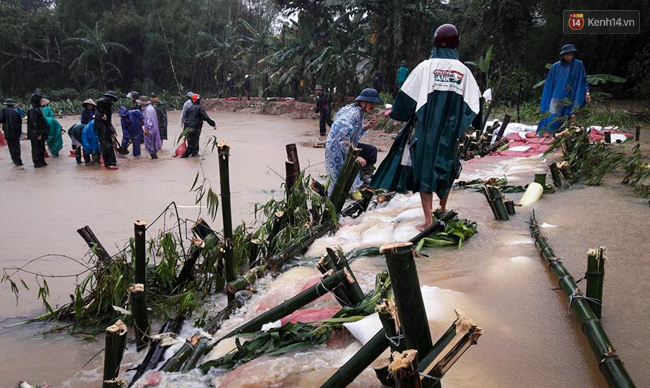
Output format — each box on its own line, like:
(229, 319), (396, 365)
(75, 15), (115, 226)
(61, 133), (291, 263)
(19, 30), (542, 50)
(417, 191), (434, 231)
(439, 194), (449, 213)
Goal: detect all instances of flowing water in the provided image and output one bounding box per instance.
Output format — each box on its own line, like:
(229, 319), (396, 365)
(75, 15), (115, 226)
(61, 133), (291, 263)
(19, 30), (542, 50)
(0, 111), (648, 387)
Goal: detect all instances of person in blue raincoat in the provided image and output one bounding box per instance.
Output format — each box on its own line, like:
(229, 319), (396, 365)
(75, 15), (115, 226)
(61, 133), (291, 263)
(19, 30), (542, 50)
(537, 44), (590, 132)
(325, 88), (380, 196)
(82, 119), (101, 164)
(371, 24), (481, 231)
(119, 106), (144, 157)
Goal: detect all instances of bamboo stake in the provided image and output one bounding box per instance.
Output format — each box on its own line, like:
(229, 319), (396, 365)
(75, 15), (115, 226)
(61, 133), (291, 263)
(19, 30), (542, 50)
(268, 222), (335, 271)
(504, 200), (516, 216)
(549, 162), (563, 188)
(129, 317), (185, 386)
(267, 211), (285, 247)
(377, 298), (405, 352)
(248, 239), (261, 267)
(586, 248), (606, 319)
(103, 380), (125, 388)
(485, 186), (509, 221)
(204, 290), (251, 335)
(529, 212), (635, 388)
(340, 189), (374, 218)
(389, 350), (421, 388)
(176, 219), (220, 287)
(481, 186), (499, 219)
(129, 284), (150, 352)
(381, 242), (432, 359)
(134, 220), (146, 285)
(285, 161), (298, 192)
(329, 147), (362, 213)
(159, 333), (202, 373)
(286, 143), (301, 172)
(77, 226), (112, 263)
(102, 320), (127, 387)
(418, 310), (482, 388)
(321, 328), (389, 388)
(635, 125), (640, 142)
(495, 114), (511, 140)
(218, 141), (236, 301)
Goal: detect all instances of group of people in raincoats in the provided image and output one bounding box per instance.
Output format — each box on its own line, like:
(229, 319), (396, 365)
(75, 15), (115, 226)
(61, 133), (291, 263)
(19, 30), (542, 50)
(323, 24), (589, 231)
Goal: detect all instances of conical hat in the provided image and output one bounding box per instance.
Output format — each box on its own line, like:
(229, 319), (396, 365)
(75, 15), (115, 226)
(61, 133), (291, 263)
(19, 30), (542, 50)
(82, 98), (96, 106)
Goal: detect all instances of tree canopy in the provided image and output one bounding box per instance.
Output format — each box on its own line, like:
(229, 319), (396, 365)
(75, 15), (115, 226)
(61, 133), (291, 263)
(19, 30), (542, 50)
(1, 0), (648, 103)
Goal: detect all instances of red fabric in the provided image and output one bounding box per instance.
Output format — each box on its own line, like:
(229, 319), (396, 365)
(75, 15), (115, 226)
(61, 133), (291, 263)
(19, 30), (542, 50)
(0, 131), (6, 146)
(280, 307), (341, 325)
(174, 141), (187, 157)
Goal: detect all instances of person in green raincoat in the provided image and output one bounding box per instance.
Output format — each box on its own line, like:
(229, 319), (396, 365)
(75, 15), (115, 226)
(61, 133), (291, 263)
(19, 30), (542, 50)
(371, 24), (481, 231)
(40, 98), (64, 157)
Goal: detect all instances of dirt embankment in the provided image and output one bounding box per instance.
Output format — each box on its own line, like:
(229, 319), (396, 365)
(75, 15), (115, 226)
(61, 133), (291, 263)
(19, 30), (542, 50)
(202, 98), (318, 119)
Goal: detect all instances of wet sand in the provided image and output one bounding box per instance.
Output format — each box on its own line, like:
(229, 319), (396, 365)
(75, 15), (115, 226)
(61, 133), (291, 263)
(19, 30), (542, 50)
(1, 111), (649, 387)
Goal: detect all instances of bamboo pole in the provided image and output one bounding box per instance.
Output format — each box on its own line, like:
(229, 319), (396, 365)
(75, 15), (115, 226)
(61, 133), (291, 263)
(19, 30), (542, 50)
(321, 328), (389, 388)
(77, 226), (112, 263)
(529, 212), (636, 388)
(495, 114), (511, 140)
(128, 316), (184, 386)
(549, 162), (563, 188)
(389, 350), (421, 388)
(418, 310), (482, 388)
(129, 284), (150, 352)
(286, 143), (301, 172)
(340, 189), (374, 218)
(409, 210), (458, 244)
(204, 291), (251, 335)
(218, 141), (236, 301)
(268, 222), (336, 271)
(267, 211), (285, 247)
(377, 298), (405, 353)
(181, 337), (210, 372)
(635, 125), (640, 142)
(381, 242), (432, 359)
(285, 161), (298, 192)
(221, 269), (348, 339)
(102, 320), (127, 387)
(134, 221), (146, 285)
(248, 239), (261, 267)
(103, 380), (125, 388)
(329, 147), (362, 213)
(176, 219), (220, 287)
(586, 248), (606, 319)
(481, 76), (504, 130)
(159, 333), (202, 373)
(504, 200), (516, 216)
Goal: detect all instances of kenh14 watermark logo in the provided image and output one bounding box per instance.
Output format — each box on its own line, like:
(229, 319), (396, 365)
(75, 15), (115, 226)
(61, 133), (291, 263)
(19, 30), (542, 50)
(564, 10), (640, 34)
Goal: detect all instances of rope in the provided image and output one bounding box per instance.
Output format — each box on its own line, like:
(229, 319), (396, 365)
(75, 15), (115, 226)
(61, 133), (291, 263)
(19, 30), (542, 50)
(385, 331), (405, 348)
(419, 372), (442, 382)
(568, 289), (601, 313)
(318, 279), (352, 307)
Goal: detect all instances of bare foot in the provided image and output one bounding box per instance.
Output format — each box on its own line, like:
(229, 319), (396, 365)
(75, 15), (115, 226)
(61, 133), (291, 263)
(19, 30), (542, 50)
(416, 222), (431, 232)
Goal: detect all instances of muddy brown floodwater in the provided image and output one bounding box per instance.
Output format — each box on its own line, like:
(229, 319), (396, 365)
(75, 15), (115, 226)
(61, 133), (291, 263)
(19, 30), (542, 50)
(0, 110), (648, 387)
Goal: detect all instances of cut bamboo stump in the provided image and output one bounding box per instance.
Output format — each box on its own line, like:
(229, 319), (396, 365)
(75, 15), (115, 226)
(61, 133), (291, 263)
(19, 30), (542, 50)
(321, 328), (389, 388)
(327, 248), (365, 305)
(181, 337), (210, 372)
(483, 186), (509, 220)
(129, 284), (150, 352)
(377, 298), (405, 353)
(340, 189), (374, 218)
(134, 220), (147, 285)
(176, 219), (220, 287)
(495, 114), (512, 140)
(77, 226), (112, 263)
(381, 242), (432, 360)
(389, 350), (421, 388)
(504, 200), (516, 216)
(218, 141), (236, 301)
(225, 264), (269, 296)
(285, 161), (298, 192)
(586, 248), (606, 319)
(316, 256), (352, 307)
(204, 290), (251, 334)
(530, 212), (635, 388)
(329, 146), (362, 213)
(635, 125), (641, 142)
(102, 320), (127, 387)
(128, 316), (185, 386)
(103, 380), (125, 388)
(549, 162), (563, 188)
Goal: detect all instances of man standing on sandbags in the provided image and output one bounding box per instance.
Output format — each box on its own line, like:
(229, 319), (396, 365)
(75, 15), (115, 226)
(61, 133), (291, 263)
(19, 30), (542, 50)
(181, 94), (216, 158)
(537, 44), (590, 132)
(371, 24), (481, 231)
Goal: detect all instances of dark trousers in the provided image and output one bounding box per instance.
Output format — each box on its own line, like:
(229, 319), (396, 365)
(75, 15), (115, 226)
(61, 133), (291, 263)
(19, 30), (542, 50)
(30, 136), (46, 167)
(101, 140), (117, 167)
(319, 109), (332, 136)
(358, 142), (377, 166)
(184, 127), (201, 157)
(7, 138), (22, 165)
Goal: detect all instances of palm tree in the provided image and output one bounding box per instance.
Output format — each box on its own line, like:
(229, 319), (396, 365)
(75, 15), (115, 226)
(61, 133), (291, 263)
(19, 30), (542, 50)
(64, 22), (131, 90)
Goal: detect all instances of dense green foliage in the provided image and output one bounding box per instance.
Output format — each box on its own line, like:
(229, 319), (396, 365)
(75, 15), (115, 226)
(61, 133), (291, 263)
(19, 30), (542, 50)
(1, 0), (649, 104)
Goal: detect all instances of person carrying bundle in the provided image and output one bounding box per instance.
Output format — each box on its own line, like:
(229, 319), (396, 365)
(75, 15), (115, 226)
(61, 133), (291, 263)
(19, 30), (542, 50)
(181, 94), (216, 158)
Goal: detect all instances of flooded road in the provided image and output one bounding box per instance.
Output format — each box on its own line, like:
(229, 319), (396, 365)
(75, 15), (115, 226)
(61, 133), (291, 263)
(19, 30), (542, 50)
(1, 110), (648, 387)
